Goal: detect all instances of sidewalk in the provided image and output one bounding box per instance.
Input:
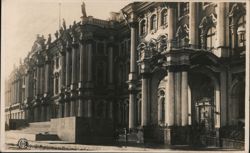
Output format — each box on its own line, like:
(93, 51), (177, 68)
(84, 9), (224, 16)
(5, 137), (242, 152)
(5, 138), (162, 151)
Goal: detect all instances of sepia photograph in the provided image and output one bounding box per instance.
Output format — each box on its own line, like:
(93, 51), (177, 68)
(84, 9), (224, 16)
(1, 0), (249, 152)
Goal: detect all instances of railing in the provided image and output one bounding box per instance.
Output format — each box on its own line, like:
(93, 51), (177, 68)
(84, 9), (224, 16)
(83, 17), (111, 27)
(221, 138), (244, 149)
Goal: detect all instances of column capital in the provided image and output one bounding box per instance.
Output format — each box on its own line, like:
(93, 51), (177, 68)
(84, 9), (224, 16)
(66, 42), (72, 51)
(127, 79), (137, 91)
(128, 11), (138, 25)
(139, 59), (151, 74)
(129, 21), (138, 28)
(44, 56), (51, 64)
(80, 32), (94, 43)
(166, 2), (177, 8)
(72, 41), (79, 48)
(59, 45), (66, 55)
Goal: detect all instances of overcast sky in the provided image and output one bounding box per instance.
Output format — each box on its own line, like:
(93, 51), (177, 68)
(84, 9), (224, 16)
(2, 0), (131, 77)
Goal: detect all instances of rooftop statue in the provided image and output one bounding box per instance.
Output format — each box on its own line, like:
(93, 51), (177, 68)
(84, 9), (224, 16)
(81, 2), (87, 17)
(59, 27), (64, 35)
(47, 34), (52, 45)
(55, 31), (59, 39)
(62, 18), (67, 30)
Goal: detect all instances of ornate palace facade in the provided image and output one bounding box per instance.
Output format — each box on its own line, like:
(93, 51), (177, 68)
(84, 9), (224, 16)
(5, 2), (246, 146)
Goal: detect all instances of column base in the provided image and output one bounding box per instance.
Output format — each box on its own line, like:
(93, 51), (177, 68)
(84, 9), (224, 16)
(85, 82), (94, 88)
(164, 126), (191, 146)
(107, 84), (115, 90)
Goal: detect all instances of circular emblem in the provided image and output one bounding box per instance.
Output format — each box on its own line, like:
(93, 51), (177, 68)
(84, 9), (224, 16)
(17, 138), (29, 149)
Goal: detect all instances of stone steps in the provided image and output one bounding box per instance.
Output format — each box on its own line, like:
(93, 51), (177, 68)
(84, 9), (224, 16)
(6, 121), (60, 141)
(17, 121), (52, 134)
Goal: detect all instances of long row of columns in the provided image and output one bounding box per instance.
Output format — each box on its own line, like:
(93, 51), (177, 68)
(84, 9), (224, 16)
(59, 40), (94, 118)
(10, 74), (22, 105)
(58, 39), (113, 119)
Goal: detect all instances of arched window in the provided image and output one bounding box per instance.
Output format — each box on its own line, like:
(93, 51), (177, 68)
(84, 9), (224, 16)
(161, 9), (167, 26)
(237, 15), (246, 47)
(206, 27), (216, 49)
(140, 20), (146, 35)
(150, 14), (157, 30)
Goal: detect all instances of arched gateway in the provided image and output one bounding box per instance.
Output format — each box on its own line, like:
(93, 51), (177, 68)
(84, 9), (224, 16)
(127, 36), (225, 145)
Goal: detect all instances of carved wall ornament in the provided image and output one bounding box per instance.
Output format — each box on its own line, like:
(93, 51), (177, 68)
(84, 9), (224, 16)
(229, 3), (246, 19)
(176, 24), (189, 39)
(157, 35), (168, 52)
(199, 13), (217, 48)
(137, 42), (149, 60)
(199, 13), (217, 35)
(55, 31), (59, 39)
(62, 18), (67, 30)
(229, 3), (246, 26)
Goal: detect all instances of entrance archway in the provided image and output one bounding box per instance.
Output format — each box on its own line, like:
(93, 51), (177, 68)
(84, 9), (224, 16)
(158, 77), (167, 125)
(189, 71), (218, 132)
(229, 78), (245, 125)
(150, 68), (167, 125)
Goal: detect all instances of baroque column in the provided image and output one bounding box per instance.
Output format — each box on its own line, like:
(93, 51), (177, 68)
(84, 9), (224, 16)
(40, 63), (46, 122)
(166, 70), (175, 126)
(175, 72), (181, 126)
(141, 74), (150, 126)
(108, 45), (114, 85)
(69, 40), (78, 117)
(139, 46), (151, 126)
(216, 2), (229, 57)
(58, 47), (66, 118)
(24, 69), (30, 121)
(86, 42), (93, 117)
(77, 39), (85, 117)
(64, 44), (71, 117)
(128, 12), (137, 129)
(44, 56), (51, 121)
(181, 71), (188, 126)
(167, 3), (177, 50)
(189, 2), (199, 48)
